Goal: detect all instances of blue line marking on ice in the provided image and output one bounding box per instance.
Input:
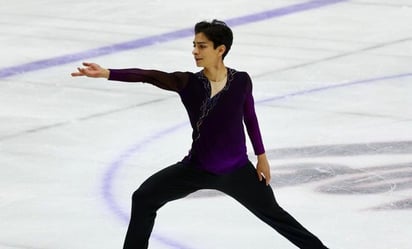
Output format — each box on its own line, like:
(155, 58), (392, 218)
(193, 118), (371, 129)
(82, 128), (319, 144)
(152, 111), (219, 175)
(0, 0), (346, 79)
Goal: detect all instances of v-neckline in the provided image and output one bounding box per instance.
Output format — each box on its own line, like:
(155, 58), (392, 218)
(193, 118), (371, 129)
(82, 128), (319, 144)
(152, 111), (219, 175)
(209, 78), (227, 99)
(201, 69), (232, 100)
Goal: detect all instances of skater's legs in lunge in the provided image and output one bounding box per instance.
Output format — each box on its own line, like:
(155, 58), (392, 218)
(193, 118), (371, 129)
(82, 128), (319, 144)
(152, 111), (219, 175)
(123, 162), (328, 249)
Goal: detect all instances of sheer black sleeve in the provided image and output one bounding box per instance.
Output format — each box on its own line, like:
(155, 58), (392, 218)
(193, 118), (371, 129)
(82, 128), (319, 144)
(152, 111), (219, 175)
(108, 68), (190, 92)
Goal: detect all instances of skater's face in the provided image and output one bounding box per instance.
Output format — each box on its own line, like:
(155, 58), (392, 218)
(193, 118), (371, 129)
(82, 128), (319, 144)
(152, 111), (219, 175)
(192, 32), (226, 68)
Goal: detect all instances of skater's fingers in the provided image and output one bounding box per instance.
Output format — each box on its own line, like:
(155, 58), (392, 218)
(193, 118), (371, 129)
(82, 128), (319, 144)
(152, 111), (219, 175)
(265, 173), (271, 186)
(71, 72), (84, 77)
(257, 171), (263, 182)
(257, 168), (270, 186)
(83, 62), (101, 70)
(71, 68), (85, 77)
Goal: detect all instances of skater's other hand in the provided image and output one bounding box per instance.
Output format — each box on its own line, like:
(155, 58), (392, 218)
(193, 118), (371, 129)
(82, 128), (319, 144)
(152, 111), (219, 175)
(256, 153), (271, 186)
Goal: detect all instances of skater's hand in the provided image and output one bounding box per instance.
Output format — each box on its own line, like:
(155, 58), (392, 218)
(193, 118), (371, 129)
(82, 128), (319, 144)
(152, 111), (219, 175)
(71, 62), (110, 78)
(256, 153), (271, 186)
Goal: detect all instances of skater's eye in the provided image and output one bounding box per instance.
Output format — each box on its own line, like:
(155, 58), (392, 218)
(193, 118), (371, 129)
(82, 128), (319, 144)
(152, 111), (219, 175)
(193, 42), (208, 49)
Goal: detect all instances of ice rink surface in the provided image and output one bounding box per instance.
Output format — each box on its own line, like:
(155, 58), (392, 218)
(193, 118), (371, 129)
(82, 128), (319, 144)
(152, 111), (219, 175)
(1, 0), (412, 248)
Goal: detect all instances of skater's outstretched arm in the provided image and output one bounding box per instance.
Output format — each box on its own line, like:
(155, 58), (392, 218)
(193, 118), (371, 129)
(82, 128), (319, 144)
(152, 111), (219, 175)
(72, 62), (189, 92)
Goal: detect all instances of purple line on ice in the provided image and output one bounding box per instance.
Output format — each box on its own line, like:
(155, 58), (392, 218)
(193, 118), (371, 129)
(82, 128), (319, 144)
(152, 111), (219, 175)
(0, 0), (346, 79)
(257, 72), (412, 104)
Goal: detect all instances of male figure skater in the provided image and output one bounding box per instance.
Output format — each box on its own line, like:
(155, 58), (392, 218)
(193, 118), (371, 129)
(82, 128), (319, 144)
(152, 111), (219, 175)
(72, 19), (329, 249)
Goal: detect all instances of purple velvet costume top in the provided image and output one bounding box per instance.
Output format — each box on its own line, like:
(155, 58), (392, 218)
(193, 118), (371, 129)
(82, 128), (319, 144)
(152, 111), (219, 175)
(108, 68), (265, 174)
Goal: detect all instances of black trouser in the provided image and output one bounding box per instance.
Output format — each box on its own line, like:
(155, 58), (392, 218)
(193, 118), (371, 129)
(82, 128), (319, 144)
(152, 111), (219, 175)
(123, 161), (328, 249)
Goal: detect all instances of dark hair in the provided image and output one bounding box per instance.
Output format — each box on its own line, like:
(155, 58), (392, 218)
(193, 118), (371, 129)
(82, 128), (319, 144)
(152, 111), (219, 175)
(194, 19), (233, 59)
